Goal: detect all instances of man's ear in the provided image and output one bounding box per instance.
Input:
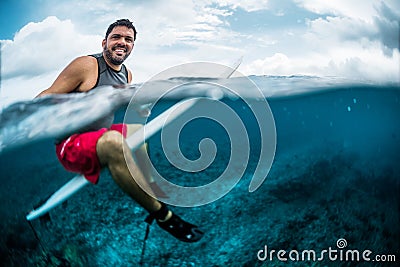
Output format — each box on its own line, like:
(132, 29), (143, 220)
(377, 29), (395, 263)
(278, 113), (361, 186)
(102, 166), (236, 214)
(102, 39), (106, 48)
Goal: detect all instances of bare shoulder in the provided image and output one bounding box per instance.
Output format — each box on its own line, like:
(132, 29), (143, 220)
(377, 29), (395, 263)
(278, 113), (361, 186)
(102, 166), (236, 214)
(70, 56), (97, 72)
(67, 56), (98, 92)
(74, 55), (97, 66)
(36, 56), (98, 97)
(127, 68), (133, 83)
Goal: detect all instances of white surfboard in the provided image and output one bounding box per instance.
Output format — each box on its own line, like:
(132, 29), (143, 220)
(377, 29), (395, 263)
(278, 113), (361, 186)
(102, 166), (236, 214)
(26, 59), (242, 221)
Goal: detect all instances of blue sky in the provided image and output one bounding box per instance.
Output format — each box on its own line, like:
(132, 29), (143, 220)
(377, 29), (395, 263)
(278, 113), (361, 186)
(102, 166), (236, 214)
(0, 1), (41, 39)
(0, 0), (399, 106)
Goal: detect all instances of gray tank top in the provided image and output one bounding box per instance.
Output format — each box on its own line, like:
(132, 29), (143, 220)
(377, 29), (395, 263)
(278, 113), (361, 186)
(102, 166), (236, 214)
(92, 53), (129, 88)
(78, 53), (129, 133)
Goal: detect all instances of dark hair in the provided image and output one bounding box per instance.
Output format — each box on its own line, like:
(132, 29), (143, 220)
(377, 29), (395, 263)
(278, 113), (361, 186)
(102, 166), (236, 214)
(105, 19), (137, 40)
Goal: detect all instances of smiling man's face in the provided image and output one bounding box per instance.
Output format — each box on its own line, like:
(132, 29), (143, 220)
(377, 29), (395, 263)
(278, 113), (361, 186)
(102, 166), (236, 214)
(102, 25), (135, 67)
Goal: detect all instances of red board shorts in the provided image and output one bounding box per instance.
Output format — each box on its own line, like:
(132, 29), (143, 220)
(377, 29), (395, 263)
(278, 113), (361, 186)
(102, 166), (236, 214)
(55, 124), (127, 184)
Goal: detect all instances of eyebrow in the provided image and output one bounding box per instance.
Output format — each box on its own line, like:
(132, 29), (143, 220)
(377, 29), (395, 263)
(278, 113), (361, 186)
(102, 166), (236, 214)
(110, 34), (134, 40)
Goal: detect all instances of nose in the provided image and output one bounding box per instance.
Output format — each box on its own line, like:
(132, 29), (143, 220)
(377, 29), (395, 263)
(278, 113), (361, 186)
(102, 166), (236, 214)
(116, 37), (127, 46)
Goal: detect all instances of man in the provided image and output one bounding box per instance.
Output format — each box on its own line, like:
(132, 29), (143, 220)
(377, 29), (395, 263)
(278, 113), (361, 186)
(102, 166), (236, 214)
(37, 19), (203, 243)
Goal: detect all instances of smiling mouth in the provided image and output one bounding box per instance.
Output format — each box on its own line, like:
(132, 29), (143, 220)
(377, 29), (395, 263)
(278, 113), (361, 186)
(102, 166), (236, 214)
(113, 47), (127, 55)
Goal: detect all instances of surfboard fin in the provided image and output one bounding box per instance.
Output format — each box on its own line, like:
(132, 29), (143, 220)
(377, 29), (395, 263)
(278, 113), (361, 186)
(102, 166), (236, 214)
(39, 212), (52, 224)
(29, 193), (53, 222)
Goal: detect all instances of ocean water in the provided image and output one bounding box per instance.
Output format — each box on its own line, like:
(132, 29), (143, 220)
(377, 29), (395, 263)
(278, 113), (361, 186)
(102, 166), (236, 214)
(0, 76), (399, 266)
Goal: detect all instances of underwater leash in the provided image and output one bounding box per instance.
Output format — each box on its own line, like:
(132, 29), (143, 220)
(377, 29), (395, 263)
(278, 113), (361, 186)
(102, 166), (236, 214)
(139, 204), (168, 265)
(27, 220), (51, 261)
(26, 197), (54, 262)
(139, 203), (172, 264)
(140, 209), (161, 265)
(139, 223), (151, 265)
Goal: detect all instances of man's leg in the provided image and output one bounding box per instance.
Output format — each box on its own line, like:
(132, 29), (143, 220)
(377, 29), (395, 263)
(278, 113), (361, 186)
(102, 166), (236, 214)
(96, 129), (204, 242)
(125, 124), (168, 198)
(126, 124), (154, 182)
(96, 130), (161, 213)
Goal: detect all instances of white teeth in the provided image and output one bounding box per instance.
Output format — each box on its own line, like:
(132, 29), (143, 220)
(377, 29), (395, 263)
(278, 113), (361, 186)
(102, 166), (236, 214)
(114, 48), (125, 53)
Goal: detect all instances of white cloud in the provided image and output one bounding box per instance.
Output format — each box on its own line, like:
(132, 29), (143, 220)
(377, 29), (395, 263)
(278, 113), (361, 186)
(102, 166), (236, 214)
(0, 16), (103, 106)
(202, 0), (270, 12)
(2, 16), (102, 79)
(0, 71), (60, 108)
(293, 0), (378, 21)
(326, 49), (399, 82)
(373, 2), (400, 53)
(303, 3), (399, 54)
(239, 0), (397, 82)
(300, 4), (399, 79)
(305, 16), (374, 43)
(242, 46), (399, 82)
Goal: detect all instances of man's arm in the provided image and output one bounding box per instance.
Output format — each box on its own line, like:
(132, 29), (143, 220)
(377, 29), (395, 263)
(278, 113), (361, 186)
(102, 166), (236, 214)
(36, 56), (98, 97)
